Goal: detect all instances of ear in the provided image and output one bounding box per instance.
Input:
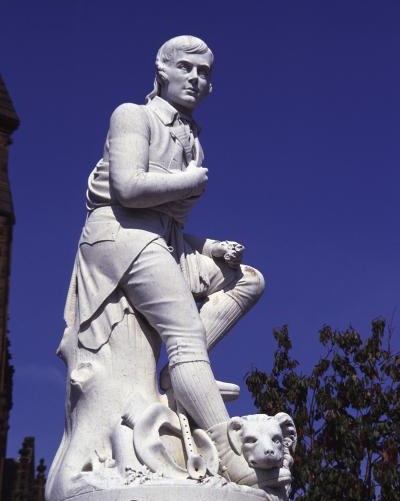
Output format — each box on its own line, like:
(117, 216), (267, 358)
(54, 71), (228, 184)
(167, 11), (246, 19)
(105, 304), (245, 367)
(274, 412), (297, 453)
(227, 416), (244, 455)
(157, 72), (168, 83)
(156, 63), (168, 85)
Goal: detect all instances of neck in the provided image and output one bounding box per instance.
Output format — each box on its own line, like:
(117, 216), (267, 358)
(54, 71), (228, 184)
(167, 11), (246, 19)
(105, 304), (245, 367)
(171, 102), (194, 118)
(158, 94), (194, 118)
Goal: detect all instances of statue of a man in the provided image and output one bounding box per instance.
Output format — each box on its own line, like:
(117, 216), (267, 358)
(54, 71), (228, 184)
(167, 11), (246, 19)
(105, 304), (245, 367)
(65, 33), (264, 460)
(47, 36), (299, 501)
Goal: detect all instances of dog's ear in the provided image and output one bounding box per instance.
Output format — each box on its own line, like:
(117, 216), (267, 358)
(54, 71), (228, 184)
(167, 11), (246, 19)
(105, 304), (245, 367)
(227, 416), (244, 455)
(274, 412), (297, 452)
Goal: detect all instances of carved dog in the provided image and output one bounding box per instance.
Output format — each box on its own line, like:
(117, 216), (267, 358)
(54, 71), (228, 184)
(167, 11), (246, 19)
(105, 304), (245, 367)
(228, 413), (297, 471)
(222, 412), (297, 492)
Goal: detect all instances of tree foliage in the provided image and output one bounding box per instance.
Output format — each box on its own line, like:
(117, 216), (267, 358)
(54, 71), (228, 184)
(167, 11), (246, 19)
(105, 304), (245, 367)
(245, 319), (400, 501)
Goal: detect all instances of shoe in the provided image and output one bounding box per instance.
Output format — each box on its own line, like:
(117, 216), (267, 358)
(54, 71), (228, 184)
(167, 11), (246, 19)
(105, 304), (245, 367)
(215, 380), (240, 402)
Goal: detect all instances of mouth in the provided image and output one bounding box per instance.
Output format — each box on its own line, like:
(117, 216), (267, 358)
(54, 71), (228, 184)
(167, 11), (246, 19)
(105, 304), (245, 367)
(185, 88), (199, 97)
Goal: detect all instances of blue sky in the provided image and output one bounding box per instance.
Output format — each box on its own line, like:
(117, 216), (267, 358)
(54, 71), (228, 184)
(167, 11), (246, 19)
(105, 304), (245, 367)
(1, 0), (399, 468)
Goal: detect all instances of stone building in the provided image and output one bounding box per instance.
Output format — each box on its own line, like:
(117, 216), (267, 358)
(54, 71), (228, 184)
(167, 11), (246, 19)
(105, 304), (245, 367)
(0, 74), (45, 501)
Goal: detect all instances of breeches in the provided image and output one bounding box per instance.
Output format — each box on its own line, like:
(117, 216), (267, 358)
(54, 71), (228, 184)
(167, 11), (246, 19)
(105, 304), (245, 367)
(119, 239), (264, 367)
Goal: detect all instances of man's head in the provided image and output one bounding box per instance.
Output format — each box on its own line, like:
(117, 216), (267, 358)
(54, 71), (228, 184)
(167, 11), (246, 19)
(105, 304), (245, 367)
(146, 35), (214, 115)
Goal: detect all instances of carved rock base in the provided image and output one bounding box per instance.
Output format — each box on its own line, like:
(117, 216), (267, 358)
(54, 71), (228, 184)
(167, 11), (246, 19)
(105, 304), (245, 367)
(48, 307), (293, 501)
(62, 482), (284, 501)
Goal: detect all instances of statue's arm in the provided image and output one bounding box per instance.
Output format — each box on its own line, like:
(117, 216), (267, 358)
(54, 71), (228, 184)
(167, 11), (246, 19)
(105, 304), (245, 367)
(109, 103), (208, 208)
(184, 234), (218, 258)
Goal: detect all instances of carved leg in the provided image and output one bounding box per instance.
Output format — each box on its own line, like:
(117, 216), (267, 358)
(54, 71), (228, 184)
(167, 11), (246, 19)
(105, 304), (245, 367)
(120, 243), (231, 429)
(160, 264), (264, 398)
(169, 360), (229, 429)
(199, 291), (244, 350)
(200, 264), (265, 351)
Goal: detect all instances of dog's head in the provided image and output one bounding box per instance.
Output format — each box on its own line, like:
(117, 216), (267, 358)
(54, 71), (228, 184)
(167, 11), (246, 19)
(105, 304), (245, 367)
(227, 413), (297, 470)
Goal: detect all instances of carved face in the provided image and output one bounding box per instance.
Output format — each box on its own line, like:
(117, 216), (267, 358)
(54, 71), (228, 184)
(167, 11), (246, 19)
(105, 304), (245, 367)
(241, 419), (284, 469)
(159, 50), (212, 115)
(228, 413), (296, 472)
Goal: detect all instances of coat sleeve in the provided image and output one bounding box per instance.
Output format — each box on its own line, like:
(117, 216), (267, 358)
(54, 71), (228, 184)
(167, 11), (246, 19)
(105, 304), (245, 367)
(108, 103), (202, 208)
(183, 233), (219, 258)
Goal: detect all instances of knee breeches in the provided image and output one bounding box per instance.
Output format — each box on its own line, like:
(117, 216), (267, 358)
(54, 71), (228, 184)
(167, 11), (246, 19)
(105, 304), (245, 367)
(120, 241), (209, 368)
(119, 240), (265, 367)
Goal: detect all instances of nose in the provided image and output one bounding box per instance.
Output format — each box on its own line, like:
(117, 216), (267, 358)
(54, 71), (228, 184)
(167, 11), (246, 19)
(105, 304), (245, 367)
(264, 449), (275, 456)
(188, 68), (199, 83)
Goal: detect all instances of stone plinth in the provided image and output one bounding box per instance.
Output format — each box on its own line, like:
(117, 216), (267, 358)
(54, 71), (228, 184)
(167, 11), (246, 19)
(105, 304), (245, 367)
(62, 481), (283, 501)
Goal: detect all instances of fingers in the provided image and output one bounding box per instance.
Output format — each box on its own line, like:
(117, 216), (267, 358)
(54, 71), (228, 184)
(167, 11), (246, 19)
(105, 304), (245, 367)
(223, 250), (242, 268)
(211, 241), (245, 268)
(223, 241), (244, 268)
(187, 161), (208, 175)
(186, 160), (198, 169)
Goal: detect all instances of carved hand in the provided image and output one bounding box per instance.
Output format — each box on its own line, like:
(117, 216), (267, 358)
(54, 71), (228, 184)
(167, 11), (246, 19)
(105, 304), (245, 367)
(211, 240), (245, 269)
(186, 160), (208, 197)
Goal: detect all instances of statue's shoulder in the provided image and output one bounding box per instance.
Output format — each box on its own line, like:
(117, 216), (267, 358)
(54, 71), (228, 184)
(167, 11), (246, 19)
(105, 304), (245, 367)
(111, 102), (148, 120)
(110, 102), (151, 133)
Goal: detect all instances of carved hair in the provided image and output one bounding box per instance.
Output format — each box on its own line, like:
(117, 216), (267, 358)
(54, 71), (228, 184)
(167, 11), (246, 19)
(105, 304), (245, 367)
(145, 35), (214, 102)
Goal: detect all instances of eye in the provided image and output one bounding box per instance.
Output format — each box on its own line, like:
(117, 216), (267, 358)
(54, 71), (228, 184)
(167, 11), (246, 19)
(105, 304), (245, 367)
(273, 435), (282, 445)
(198, 66), (210, 79)
(176, 61), (192, 73)
(244, 436), (257, 444)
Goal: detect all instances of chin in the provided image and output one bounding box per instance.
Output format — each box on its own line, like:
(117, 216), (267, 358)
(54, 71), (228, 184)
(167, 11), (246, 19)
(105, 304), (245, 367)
(182, 95), (198, 105)
(175, 100), (198, 114)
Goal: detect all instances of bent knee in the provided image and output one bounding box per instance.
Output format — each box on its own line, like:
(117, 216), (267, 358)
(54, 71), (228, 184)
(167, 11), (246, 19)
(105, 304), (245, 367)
(241, 265), (265, 299)
(228, 265), (265, 311)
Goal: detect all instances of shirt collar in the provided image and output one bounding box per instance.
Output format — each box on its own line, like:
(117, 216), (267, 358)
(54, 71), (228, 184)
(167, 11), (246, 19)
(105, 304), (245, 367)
(147, 96), (201, 132)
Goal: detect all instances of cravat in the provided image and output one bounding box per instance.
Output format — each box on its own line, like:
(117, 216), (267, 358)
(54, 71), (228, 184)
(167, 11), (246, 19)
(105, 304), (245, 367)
(170, 122), (193, 163)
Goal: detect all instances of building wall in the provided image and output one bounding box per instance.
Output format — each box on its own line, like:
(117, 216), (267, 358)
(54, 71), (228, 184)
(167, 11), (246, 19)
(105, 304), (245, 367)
(0, 75), (45, 501)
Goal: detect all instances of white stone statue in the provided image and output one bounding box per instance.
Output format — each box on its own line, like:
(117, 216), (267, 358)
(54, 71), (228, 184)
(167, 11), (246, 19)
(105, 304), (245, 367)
(46, 36), (296, 501)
